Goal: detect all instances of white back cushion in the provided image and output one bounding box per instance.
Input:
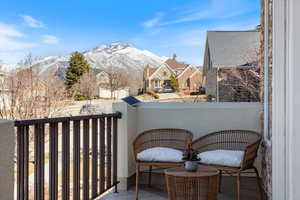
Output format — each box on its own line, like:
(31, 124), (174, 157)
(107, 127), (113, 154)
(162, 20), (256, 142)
(198, 150), (245, 167)
(137, 147), (183, 162)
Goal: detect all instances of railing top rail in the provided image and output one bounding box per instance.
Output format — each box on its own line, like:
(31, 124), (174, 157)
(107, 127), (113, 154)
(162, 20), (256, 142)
(14, 112), (122, 126)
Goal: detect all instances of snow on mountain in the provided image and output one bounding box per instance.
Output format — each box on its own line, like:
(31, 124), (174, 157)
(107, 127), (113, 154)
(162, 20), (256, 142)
(32, 42), (166, 79)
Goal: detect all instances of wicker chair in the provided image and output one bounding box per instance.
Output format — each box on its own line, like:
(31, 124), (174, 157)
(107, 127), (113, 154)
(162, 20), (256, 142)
(133, 128), (193, 200)
(191, 130), (263, 200)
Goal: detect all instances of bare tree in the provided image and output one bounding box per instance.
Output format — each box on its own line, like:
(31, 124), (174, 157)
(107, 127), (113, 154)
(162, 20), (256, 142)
(217, 47), (261, 102)
(105, 66), (129, 99)
(73, 72), (98, 101)
(218, 67), (260, 102)
(0, 54), (69, 120)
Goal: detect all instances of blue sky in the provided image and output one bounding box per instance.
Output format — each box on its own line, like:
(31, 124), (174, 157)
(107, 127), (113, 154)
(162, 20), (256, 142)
(0, 0), (260, 67)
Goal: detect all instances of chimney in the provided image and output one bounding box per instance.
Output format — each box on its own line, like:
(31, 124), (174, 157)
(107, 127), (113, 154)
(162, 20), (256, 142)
(172, 53), (177, 60)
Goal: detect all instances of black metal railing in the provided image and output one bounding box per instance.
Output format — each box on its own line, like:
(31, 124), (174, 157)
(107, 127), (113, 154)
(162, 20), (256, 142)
(15, 112), (122, 200)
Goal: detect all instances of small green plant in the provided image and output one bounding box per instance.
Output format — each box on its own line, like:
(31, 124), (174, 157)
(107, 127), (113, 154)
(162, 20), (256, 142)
(182, 146), (200, 161)
(74, 94), (87, 101)
(170, 74), (179, 91)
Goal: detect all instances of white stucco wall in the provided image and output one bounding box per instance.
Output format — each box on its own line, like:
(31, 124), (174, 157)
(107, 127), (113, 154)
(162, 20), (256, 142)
(112, 102), (261, 189)
(136, 102), (261, 139)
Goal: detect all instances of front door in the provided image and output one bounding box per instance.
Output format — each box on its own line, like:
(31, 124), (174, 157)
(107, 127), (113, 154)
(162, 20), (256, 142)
(163, 80), (171, 88)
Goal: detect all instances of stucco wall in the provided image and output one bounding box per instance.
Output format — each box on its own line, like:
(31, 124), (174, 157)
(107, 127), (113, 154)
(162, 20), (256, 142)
(113, 102), (262, 189)
(136, 102), (261, 139)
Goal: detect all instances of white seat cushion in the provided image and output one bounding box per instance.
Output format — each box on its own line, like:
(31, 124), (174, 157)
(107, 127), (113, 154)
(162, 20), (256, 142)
(198, 150), (244, 167)
(137, 147), (183, 162)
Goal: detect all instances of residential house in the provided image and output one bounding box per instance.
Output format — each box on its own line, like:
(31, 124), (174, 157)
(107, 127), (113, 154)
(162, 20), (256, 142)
(96, 70), (129, 99)
(203, 30), (260, 101)
(143, 55), (204, 92)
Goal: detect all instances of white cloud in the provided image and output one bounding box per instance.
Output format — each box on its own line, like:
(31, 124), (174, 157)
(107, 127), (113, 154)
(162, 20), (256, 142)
(0, 23), (24, 37)
(0, 36), (37, 51)
(20, 15), (44, 28)
(142, 13), (164, 28)
(132, 18), (259, 66)
(143, 0), (257, 27)
(0, 22), (37, 51)
(41, 35), (59, 44)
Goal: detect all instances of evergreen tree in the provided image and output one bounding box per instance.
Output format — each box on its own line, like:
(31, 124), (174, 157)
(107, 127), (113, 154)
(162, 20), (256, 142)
(170, 74), (179, 91)
(65, 51), (90, 89)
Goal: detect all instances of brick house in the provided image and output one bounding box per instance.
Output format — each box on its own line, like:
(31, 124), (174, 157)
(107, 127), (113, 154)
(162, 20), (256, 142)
(143, 55), (204, 92)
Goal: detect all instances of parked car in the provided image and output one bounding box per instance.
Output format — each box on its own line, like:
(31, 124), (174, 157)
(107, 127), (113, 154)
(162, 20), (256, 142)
(153, 88), (162, 93)
(162, 87), (174, 93)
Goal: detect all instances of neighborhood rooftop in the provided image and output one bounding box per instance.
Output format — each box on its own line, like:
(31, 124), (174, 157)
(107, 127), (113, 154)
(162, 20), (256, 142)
(165, 57), (190, 69)
(206, 30), (260, 67)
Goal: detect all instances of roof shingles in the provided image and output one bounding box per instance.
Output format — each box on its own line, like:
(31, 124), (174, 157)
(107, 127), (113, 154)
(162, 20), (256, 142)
(165, 58), (189, 69)
(207, 30), (259, 67)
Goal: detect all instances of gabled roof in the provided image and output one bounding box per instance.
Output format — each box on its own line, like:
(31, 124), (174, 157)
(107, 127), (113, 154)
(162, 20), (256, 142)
(96, 70), (109, 78)
(165, 58), (189, 69)
(177, 65), (195, 78)
(147, 67), (157, 77)
(190, 67), (203, 78)
(149, 63), (175, 80)
(206, 30), (259, 67)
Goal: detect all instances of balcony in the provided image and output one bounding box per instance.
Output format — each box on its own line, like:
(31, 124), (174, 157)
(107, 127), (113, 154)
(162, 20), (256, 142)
(0, 102), (263, 199)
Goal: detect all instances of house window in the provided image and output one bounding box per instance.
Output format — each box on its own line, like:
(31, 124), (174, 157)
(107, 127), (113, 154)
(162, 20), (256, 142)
(155, 80), (160, 87)
(163, 71), (167, 76)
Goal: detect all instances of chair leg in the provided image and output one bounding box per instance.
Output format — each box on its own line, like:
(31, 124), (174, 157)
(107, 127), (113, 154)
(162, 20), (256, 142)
(236, 172), (241, 200)
(135, 164), (140, 200)
(148, 165), (152, 187)
(219, 170), (222, 193)
(253, 166), (263, 200)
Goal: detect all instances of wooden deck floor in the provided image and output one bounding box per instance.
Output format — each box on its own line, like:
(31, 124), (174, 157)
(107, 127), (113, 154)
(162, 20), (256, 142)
(102, 176), (263, 200)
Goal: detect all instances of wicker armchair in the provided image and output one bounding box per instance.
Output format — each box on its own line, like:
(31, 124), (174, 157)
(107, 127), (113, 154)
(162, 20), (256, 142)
(133, 128), (193, 200)
(191, 130), (263, 200)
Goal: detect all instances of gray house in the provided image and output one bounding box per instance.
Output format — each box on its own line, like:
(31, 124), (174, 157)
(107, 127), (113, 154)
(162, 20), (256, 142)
(203, 30), (260, 102)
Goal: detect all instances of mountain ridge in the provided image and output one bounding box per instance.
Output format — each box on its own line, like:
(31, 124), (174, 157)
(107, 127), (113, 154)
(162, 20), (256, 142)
(31, 42), (167, 79)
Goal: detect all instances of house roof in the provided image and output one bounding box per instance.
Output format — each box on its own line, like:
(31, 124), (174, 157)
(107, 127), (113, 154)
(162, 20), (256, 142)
(206, 30), (259, 67)
(190, 67), (203, 78)
(147, 67), (157, 77)
(143, 66), (158, 78)
(165, 58), (189, 69)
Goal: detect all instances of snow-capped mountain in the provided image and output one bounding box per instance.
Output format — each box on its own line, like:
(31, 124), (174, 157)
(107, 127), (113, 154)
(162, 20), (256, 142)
(31, 42), (166, 79)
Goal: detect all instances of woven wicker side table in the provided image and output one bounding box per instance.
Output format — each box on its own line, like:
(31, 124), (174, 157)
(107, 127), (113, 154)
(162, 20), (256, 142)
(165, 167), (219, 200)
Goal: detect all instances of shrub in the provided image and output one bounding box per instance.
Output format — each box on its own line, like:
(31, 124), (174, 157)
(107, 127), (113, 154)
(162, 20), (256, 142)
(190, 92), (201, 96)
(147, 90), (160, 99)
(74, 94), (88, 101)
(170, 74), (179, 91)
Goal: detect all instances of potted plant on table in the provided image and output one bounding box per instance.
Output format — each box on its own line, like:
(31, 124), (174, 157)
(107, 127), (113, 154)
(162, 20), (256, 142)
(182, 146), (200, 172)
